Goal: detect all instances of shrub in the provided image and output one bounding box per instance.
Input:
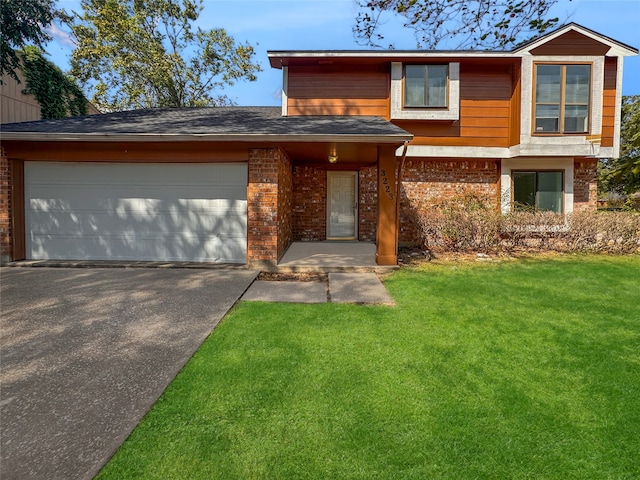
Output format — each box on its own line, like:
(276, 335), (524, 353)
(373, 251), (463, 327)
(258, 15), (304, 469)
(623, 193), (640, 212)
(500, 210), (567, 250)
(565, 210), (640, 253)
(409, 190), (501, 252)
(408, 190), (640, 255)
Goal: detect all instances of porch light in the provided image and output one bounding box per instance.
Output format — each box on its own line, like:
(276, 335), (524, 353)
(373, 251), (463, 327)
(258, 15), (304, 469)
(328, 154), (338, 164)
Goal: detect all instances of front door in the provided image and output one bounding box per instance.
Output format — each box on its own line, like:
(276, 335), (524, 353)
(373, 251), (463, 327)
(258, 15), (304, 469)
(327, 171), (357, 239)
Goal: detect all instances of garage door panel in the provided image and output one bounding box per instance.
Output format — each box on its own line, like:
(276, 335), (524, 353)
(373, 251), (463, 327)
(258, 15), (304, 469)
(25, 162), (248, 263)
(27, 211), (247, 236)
(29, 234), (246, 262)
(27, 197), (248, 219)
(26, 162), (248, 185)
(27, 186), (248, 208)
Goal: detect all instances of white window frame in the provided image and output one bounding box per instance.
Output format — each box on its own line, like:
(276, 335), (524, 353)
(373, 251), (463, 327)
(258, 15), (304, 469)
(520, 55), (604, 151)
(501, 157), (574, 214)
(511, 170), (565, 213)
(391, 62), (460, 120)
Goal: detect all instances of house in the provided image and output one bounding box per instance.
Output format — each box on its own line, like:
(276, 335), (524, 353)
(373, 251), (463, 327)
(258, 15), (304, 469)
(1, 69), (101, 124)
(1, 68), (42, 125)
(0, 23), (637, 266)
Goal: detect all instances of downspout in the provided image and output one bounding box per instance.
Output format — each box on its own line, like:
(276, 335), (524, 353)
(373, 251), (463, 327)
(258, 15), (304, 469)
(395, 141), (409, 260)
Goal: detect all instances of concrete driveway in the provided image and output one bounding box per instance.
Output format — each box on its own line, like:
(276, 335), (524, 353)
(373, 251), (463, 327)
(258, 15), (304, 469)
(0, 267), (257, 480)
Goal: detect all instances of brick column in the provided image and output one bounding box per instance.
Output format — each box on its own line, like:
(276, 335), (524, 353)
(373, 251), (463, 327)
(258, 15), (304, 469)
(247, 148), (292, 269)
(376, 146), (398, 265)
(358, 165), (377, 242)
(0, 148), (11, 264)
(574, 158), (598, 212)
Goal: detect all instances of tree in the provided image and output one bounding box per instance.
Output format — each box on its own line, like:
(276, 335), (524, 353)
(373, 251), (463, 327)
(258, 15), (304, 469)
(1, 0), (57, 81)
(69, 0), (261, 111)
(21, 46), (88, 119)
(353, 0), (567, 50)
(599, 96), (640, 196)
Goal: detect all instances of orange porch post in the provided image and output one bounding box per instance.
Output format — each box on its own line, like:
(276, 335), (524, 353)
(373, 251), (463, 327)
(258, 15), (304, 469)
(376, 146), (398, 265)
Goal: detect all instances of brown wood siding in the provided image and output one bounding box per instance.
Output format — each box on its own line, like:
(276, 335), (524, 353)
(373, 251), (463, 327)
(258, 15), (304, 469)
(601, 57), (618, 148)
(530, 31), (611, 56)
(287, 98), (389, 116)
(398, 62), (514, 148)
(287, 65), (389, 117)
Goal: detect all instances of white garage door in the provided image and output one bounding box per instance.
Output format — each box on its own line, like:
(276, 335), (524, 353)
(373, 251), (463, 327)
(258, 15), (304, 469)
(25, 162), (247, 263)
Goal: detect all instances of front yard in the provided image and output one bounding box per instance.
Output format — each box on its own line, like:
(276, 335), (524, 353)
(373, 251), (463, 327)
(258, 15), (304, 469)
(97, 255), (640, 479)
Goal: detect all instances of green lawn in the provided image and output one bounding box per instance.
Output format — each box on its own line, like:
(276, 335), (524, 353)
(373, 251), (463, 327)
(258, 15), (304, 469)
(97, 255), (640, 479)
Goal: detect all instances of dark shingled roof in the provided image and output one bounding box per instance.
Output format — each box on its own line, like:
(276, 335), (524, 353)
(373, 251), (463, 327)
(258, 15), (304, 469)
(0, 106), (412, 142)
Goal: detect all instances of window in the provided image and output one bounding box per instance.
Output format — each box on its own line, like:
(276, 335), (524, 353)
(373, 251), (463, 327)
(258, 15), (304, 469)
(391, 62), (458, 120)
(513, 171), (563, 212)
(534, 64), (591, 134)
(404, 65), (448, 108)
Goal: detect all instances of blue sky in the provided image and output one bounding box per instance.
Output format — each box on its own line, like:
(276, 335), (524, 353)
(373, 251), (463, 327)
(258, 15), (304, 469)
(46, 0), (639, 106)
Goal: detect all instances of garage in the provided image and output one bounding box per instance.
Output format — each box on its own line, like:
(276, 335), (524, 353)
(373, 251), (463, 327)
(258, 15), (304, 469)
(24, 162), (247, 263)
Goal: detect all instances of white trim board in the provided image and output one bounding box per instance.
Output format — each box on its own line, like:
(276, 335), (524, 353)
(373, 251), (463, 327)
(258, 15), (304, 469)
(395, 144), (606, 159)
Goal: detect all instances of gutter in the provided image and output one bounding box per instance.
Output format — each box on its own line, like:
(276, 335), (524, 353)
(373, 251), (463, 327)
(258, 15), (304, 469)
(0, 132), (414, 144)
(267, 50), (516, 68)
(394, 141), (409, 260)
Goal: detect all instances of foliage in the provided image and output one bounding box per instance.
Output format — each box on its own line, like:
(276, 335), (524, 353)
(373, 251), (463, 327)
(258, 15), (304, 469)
(96, 256), (640, 479)
(599, 95), (640, 195)
(353, 0), (565, 49)
(20, 46), (88, 119)
(68, 0), (261, 111)
(409, 190), (502, 251)
(566, 210), (640, 252)
(0, 0), (57, 82)
(408, 189), (640, 254)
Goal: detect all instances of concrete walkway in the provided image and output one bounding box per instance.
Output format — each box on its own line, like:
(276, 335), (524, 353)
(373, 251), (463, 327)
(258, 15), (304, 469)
(275, 242), (398, 273)
(242, 272), (395, 305)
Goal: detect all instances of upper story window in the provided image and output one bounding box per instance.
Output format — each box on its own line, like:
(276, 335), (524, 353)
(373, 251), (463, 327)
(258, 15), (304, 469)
(534, 64), (591, 134)
(404, 65), (448, 108)
(391, 62), (459, 120)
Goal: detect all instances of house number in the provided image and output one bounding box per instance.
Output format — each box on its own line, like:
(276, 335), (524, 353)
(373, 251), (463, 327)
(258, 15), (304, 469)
(380, 170), (394, 200)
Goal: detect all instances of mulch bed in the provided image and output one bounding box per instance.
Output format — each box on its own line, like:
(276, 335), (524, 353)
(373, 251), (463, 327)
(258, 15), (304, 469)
(257, 272), (328, 282)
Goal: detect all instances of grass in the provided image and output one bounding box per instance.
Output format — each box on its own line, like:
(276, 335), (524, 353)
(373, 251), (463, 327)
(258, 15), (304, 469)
(97, 255), (640, 479)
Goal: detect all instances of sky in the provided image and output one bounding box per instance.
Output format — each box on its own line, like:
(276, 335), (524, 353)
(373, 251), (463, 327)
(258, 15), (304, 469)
(45, 0), (640, 107)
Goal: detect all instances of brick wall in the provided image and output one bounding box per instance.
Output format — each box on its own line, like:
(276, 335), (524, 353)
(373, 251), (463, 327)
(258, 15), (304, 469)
(399, 158), (500, 244)
(276, 149), (293, 260)
(292, 165), (379, 242)
(573, 158), (598, 212)
(0, 149), (11, 263)
(358, 165), (377, 242)
(292, 165), (326, 241)
(247, 148), (292, 266)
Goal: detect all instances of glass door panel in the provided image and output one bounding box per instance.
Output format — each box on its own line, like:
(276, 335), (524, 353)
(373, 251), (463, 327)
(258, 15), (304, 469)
(327, 172), (357, 239)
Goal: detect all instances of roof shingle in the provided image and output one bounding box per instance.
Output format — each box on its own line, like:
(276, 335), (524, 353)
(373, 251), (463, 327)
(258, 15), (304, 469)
(0, 106), (412, 142)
